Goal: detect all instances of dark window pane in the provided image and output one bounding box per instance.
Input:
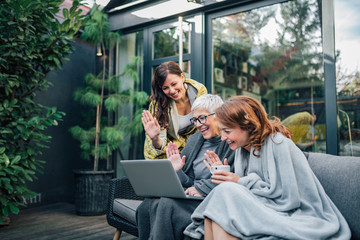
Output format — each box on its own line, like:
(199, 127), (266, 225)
(153, 23), (190, 59)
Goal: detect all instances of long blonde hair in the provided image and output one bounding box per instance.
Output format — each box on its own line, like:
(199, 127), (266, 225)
(215, 96), (292, 156)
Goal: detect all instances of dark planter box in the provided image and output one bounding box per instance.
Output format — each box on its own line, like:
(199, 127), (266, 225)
(74, 170), (114, 216)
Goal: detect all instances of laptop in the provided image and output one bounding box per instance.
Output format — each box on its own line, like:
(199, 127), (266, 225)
(120, 159), (204, 200)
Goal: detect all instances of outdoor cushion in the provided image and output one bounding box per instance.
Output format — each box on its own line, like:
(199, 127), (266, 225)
(113, 199), (143, 225)
(307, 152), (360, 239)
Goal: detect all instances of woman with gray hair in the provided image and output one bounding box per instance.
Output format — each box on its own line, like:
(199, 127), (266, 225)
(136, 94), (235, 240)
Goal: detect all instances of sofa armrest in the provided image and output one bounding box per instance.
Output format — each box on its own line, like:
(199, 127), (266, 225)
(307, 152), (360, 239)
(110, 176), (144, 201)
(106, 176), (144, 237)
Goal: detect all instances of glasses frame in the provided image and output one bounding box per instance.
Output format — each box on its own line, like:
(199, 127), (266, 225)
(190, 113), (215, 125)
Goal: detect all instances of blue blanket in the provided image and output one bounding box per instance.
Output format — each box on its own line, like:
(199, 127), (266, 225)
(184, 133), (351, 239)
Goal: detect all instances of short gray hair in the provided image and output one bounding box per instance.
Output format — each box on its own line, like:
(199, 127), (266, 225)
(191, 94), (224, 113)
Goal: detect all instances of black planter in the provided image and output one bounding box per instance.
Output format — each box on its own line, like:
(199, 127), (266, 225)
(73, 170), (114, 216)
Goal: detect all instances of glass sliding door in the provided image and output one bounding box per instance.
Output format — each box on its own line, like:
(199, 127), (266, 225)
(116, 31), (144, 176)
(153, 25), (190, 60)
(150, 20), (192, 77)
(209, 0), (325, 152)
(335, 0), (360, 156)
(146, 14), (203, 83)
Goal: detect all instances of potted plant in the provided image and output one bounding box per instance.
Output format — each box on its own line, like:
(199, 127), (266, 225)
(69, 6), (148, 216)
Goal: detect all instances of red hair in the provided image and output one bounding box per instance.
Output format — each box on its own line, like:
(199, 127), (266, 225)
(215, 96), (292, 156)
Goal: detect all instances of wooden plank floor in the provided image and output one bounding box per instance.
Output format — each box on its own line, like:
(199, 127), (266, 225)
(0, 202), (139, 240)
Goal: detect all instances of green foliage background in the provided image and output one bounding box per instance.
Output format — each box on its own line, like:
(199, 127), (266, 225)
(0, 0), (86, 222)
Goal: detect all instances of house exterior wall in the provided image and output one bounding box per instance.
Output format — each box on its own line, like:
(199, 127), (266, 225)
(29, 39), (96, 205)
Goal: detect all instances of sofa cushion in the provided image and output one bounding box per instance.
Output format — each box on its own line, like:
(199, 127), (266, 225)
(113, 199), (143, 225)
(307, 152), (360, 239)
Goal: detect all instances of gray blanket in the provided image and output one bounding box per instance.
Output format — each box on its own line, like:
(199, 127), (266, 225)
(184, 133), (351, 239)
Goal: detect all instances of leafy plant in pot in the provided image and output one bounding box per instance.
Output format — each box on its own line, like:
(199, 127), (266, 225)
(69, 6), (148, 216)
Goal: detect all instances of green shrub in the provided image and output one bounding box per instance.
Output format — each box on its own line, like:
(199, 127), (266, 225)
(0, 0), (86, 223)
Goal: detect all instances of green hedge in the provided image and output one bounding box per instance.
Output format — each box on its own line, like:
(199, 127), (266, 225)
(0, 0), (86, 223)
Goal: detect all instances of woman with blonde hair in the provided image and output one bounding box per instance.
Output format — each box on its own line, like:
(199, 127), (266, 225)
(184, 95), (350, 240)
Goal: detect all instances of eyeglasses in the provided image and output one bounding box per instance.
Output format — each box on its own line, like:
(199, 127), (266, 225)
(190, 113), (215, 125)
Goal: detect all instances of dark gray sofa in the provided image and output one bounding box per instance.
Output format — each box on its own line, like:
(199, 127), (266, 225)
(107, 152), (360, 239)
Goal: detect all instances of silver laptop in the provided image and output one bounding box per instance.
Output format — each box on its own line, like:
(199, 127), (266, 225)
(120, 159), (204, 200)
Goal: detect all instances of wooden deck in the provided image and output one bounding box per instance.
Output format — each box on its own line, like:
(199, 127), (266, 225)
(0, 202), (139, 240)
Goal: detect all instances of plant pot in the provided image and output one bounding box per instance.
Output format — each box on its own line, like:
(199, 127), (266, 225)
(73, 170), (114, 216)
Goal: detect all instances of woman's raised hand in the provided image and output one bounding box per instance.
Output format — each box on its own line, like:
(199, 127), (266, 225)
(203, 150), (239, 184)
(142, 110), (161, 140)
(203, 150), (228, 170)
(166, 142), (185, 171)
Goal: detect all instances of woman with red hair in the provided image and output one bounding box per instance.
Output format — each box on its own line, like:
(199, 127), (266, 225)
(184, 96), (350, 240)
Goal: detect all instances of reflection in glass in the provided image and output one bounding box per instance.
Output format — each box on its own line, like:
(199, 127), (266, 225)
(153, 22), (190, 59)
(118, 31), (144, 161)
(212, 0), (324, 152)
(335, 0), (360, 156)
(181, 61), (191, 78)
